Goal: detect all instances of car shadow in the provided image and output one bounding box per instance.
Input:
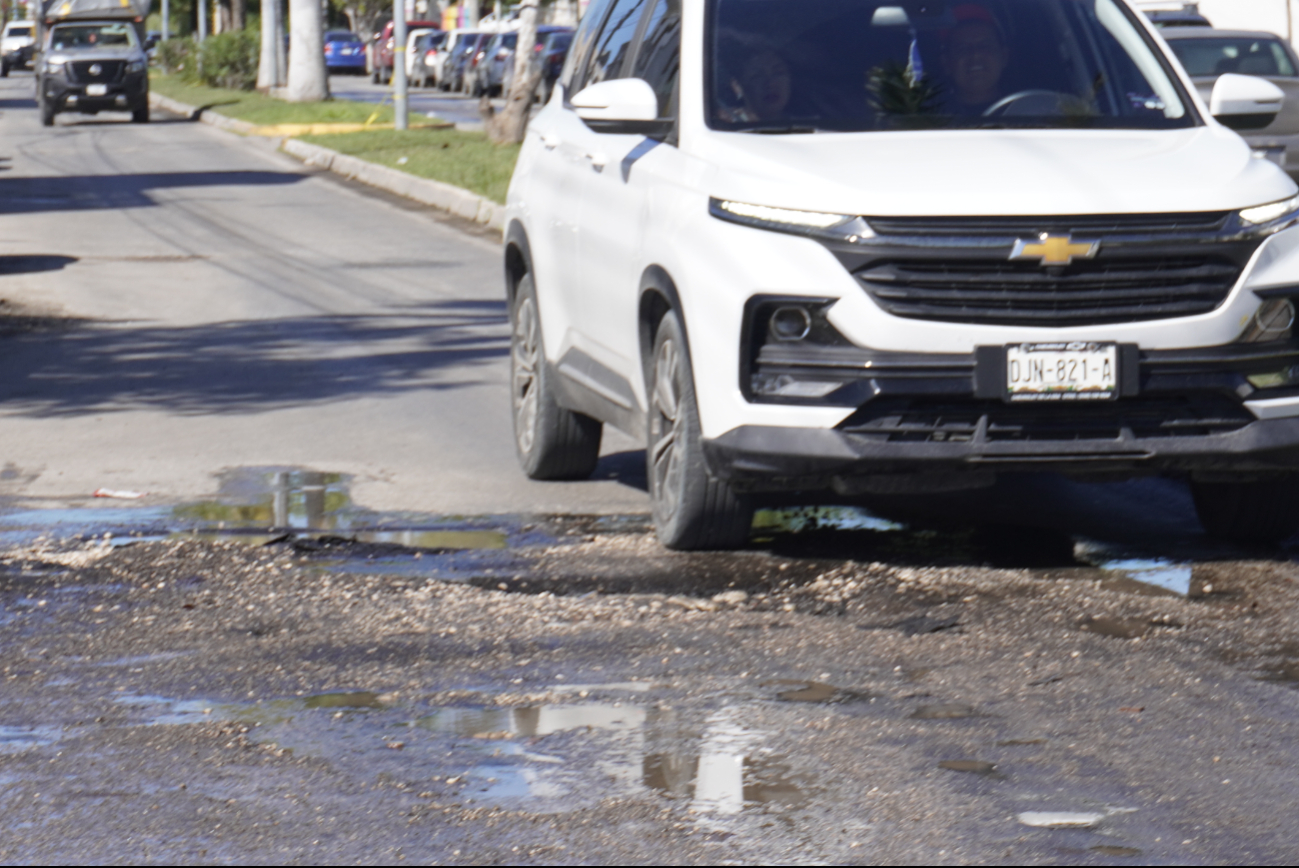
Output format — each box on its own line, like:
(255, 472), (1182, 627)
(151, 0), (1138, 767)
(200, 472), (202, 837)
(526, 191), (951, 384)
(0, 170), (308, 213)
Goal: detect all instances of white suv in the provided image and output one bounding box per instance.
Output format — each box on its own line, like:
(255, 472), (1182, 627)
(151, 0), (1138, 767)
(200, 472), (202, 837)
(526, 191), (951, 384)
(504, 0), (1299, 550)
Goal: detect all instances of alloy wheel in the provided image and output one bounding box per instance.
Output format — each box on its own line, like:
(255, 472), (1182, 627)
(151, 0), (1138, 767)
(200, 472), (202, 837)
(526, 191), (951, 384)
(650, 336), (685, 519)
(512, 296), (540, 455)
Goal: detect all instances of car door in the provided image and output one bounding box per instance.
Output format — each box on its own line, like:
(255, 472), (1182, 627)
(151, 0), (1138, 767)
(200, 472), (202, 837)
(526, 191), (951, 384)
(567, 0), (681, 417)
(520, 0), (619, 366)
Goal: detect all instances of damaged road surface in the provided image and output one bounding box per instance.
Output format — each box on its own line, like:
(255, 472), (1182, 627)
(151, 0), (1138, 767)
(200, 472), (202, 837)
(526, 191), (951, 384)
(6, 502), (1299, 864)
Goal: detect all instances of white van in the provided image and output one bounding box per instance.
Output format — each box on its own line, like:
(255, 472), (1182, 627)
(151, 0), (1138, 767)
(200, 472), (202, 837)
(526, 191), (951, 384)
(504, 0), (1299, 549)
(1, 20), (36, 75)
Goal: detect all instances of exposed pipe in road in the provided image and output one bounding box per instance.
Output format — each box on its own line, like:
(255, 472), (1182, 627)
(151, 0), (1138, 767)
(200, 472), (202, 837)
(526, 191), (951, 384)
(393, 0), (408, 131)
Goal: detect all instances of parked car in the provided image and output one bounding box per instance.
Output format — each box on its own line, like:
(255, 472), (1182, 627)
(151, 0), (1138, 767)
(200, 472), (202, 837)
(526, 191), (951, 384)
(371, 19), (440, 84)
(1144, 5), (1212, 28)
(1, 19), (36, 76)
(474, 25), (572, 98)
(1164, 27), (1299, 177)
(324, 30), (367, 75)
(404, 27), (435, 79)
(409, 30), (448, 87)
(505, 0), (1299, 550)
(453, 31), (491, 93)
(536, 29), (573, 104)
(433, 28), (481, 90)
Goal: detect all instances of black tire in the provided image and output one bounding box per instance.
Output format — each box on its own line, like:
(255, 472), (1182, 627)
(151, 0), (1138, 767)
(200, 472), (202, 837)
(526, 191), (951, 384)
(1, 61), (9, 78)
(132, 103), (149, 123)
(371, 67), (381, 83)
(1192, 477), (1299, 544)
(647, 311), (754, 550)
(510, 274), (603, 480)
(39, 94), (55, 127)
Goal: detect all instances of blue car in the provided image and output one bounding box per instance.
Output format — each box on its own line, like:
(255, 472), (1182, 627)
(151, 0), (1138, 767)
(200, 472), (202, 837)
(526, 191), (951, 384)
(324, 30), (367, 75)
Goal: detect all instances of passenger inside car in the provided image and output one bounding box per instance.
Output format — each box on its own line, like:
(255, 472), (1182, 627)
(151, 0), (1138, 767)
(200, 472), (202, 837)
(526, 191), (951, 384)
(941, 4), (1011, 114)
(721, 46), (793, 122)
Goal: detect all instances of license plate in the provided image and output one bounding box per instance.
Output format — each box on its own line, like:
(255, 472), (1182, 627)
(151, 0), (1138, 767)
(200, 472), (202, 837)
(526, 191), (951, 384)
(86, 84), (107, 96)
(1006, 342), (1118, 402)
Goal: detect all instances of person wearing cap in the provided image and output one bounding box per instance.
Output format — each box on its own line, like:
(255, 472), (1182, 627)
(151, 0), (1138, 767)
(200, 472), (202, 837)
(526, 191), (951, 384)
(942, 3), (1010, 114)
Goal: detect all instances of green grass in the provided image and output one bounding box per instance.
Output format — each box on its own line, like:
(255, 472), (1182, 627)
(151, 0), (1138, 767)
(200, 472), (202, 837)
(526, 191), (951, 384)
(299, 129), (521, 204)
(149, 73), (418, 125)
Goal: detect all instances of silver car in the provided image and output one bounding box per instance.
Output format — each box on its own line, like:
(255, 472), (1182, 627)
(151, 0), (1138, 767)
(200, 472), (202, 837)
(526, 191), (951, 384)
(1164, 27), (1299, 178)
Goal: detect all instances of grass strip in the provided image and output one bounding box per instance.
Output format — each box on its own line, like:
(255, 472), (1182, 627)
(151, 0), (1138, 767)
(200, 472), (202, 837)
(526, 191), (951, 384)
(299, 129), (521, 204)
(149, 73), (417, 126)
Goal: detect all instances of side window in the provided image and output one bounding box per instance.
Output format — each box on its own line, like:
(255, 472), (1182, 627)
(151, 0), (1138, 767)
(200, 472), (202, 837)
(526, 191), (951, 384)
(578, 0), (650, 91)
(560, 0), (615, 92)
(630, 0), (680, 117)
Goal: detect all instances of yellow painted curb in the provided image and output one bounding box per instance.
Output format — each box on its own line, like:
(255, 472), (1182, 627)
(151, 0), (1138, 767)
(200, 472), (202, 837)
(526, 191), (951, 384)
(249, 121), (454, 136)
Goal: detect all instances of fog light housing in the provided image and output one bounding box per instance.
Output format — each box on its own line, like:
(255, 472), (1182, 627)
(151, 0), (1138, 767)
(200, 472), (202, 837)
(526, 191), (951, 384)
(770, 306), (812, 342)
(1248, 365), (1299, 389)
(751, 374), (843, 398)
(1241, 298), (1295, 343)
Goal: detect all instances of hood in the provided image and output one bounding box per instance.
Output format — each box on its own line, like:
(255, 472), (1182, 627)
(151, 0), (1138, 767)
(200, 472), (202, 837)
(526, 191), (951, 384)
(47, 45), (144, 63)
(702, 125), (1297, 217)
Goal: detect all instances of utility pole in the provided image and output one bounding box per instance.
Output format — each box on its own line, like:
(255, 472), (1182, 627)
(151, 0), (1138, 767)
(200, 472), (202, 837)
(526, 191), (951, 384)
(161, 0), (169, 39)
(197, 0), (207, 40)
(393, 0), (407, 130)
(1288, 0), (1294, 46)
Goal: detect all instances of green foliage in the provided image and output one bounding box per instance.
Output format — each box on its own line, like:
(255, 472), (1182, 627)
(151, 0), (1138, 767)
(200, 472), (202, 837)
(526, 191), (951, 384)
(150, 73), (424, 124)
(299, 129), (521, 204)
(196, 30), (260, 90)
(155, 37), (196, 75)
(866, 60), (943, 125)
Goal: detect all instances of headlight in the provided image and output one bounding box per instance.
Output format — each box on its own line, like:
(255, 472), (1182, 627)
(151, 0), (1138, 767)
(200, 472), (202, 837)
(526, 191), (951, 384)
(709, 198), (872, 240)
(44, 60), (64, 75)
(127, 59), (146, 73)
(1239, 194), (1299, 227)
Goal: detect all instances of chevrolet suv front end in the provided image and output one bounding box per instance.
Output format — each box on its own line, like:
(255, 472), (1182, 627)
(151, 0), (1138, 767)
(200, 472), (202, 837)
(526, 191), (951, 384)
(504, 0), (1299, 549)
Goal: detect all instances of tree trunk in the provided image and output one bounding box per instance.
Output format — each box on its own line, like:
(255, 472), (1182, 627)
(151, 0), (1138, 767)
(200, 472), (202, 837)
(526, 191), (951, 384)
(486, 0), (538, 144)
(256, 0), (282, 88)
(286, 0), (329, 101)
(231, 0), (245, 32)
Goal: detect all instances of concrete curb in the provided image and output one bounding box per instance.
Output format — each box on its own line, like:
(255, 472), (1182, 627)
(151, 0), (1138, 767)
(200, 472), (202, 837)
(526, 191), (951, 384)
(282, 138), (505, 231)
(149, 91), (258, 135)
(148, 91), (505, 233)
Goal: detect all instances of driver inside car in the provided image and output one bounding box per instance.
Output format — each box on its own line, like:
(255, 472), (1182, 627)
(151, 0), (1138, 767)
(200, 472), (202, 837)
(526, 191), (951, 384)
(720, 46), (793, 122)
(941, 4), (1011, 114)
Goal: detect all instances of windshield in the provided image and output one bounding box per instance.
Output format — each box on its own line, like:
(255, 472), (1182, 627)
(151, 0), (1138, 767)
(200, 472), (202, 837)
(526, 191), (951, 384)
(325, 31), (361, 42)
(708, 0), (1196, 132)
(49, 23), (138, 50)
(1168, 36), (1297, 78)
(6, 26), (31, 37)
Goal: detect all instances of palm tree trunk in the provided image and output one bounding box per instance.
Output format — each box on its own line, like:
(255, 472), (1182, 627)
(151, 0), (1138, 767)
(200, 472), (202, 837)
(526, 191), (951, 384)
(487, 0), (539, 144)
(286, 0), (329, 101)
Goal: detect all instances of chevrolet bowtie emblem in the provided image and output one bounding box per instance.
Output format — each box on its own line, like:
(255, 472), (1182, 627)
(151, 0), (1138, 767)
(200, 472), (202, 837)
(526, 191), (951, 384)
(1010, 233), (1099, 266)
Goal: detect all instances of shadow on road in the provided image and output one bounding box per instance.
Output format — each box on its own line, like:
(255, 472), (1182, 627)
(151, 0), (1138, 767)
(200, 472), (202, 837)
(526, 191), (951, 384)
(0, 170), (308, 213)
(0, 299), (508, 414)
(0, 254), (77, 274)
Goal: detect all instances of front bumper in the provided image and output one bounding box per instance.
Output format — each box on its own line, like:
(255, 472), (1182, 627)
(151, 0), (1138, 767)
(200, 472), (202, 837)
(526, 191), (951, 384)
(44, 72), (146, 111)
(707, 339), (1299, 489)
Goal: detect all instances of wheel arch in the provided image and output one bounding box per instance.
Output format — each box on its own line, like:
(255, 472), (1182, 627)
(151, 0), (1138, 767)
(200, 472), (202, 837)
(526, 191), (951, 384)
(504, 219), (532, 310)
(638, 265), (694, 395)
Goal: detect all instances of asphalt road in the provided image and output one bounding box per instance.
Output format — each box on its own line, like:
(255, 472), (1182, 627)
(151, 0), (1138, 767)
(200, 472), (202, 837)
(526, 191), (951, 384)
(7, 69), (1299, 866)
(0, 71), (646, 517)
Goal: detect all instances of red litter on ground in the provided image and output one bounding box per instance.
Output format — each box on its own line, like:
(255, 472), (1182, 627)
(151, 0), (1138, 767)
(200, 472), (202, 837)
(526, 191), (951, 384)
(93, 489), (147, 499)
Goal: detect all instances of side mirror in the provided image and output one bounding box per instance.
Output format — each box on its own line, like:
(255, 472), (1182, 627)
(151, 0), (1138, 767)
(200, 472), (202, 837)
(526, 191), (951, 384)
(1211, 73), (1285, 131)
(571, 78), (670, 135)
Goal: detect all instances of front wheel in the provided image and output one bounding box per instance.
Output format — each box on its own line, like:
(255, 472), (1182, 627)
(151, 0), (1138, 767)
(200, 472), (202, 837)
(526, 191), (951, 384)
(1, 61), (9, 78)
(132, 102), (149, 123)
(1192, 477), (1299, 543)
(510, 274), (603, 480)
(39, 94), (55, 126)
(647, 311), (753, 550)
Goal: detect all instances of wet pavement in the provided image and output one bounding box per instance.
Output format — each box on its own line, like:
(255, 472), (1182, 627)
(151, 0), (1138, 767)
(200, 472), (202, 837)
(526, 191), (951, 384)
(6, 471), (1299, 862)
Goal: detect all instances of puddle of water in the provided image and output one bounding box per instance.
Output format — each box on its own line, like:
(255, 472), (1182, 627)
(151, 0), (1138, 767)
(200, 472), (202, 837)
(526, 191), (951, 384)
(174, 469), (350, 531)
(302, 691), (388, 710)
(1075, 542), (1193, 596)
(0, 725), (63, 754)
(753, 506), (904, 534)
(1018, 811), (1104, 829)
(550, 682), (654, 694)
(766, 680), (870, 704)
(417, 703), (644, 738)
(912, 704), (977, 720)
(938, 759), (999, 776)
